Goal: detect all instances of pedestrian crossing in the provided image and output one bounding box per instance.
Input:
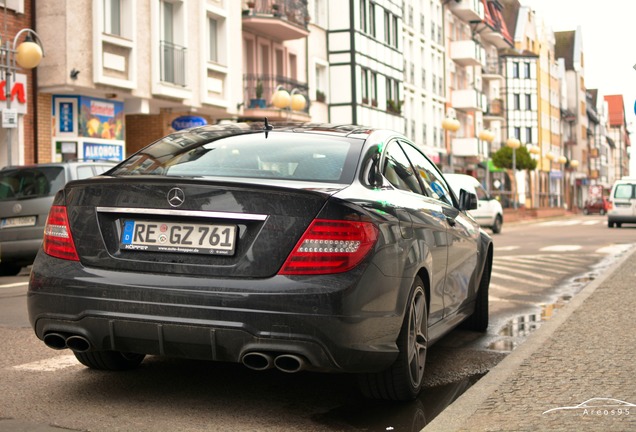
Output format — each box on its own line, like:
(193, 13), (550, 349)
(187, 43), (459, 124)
(489, 246), (634, 305)
(536, 219), (602, 227)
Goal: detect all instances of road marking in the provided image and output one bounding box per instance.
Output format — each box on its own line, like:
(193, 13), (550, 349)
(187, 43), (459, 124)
(537, 220), (583, 227)
(490, 271), (551, 287)
(12, 355), (79, 372)
(0, 282), (28, 289)
(596, 244), (635, 254)
(494, 246), (520, 251)
(495, 260), (569, 275)
(582, 220), (601, 225)
(488, 295), (537, 305)
(492, 265), (555, 280)
(489, 283), (529, 295)
(539, 245), (582, 252)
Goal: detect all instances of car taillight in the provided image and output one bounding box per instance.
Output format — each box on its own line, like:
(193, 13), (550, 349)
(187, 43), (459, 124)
(279, 219), (378, 275)
(43, 205), (79, 261)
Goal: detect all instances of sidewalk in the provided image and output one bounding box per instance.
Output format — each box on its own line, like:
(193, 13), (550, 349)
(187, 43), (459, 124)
(424, 246), (636, 431)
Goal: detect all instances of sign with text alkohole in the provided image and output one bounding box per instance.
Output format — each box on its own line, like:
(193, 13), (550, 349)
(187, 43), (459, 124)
(83, 142), (124, 161)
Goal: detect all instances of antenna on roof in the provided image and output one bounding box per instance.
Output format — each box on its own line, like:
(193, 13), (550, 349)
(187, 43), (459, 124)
(263, 117), (273, 138)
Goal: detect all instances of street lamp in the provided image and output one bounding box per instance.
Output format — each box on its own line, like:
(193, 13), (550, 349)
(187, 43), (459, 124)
(557, 155), (567, 207)
(478, 129), (495, 193)
(546, 152), (555, 207)
(506, 137), (521, 208)
(1, 27), (45, 166)
(569, 159), (580, 210)
(272, 85), (307, 114)
(442, 108), (460, 172)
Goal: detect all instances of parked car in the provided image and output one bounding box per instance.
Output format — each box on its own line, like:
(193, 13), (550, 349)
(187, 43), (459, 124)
(608, 177), (636, 228)
(444, 173), (504, 234)
(582, 197), (610, 215)
(0, 160), (117, 275)
(27, 123), (493, 401)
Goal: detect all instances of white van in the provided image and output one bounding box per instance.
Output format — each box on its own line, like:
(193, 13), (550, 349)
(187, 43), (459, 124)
(445, 173), (504, 234)
(607, 177), (636, 228)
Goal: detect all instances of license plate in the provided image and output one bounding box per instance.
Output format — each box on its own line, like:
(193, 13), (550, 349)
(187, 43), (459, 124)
(1, 216), (37, 229)
(120, 220), (237, 255)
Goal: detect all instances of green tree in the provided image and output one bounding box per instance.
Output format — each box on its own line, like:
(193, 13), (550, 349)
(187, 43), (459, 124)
(492, 145), (537, 170)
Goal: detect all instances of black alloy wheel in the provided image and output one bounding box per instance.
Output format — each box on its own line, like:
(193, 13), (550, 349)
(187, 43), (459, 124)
(491, 215), (503, 234)
(358, 277), (428, 401)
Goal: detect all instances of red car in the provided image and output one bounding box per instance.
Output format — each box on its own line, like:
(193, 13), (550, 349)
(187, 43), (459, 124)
(583, 197), (610, 215)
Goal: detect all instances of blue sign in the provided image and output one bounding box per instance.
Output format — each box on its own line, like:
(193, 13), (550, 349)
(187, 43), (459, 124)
(83, 142), (124, 161)
(60, 102), (74, 133)
(171, 115), (207, 131)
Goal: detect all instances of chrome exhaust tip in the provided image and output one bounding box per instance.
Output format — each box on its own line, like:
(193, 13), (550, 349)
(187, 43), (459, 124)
(43, 332), (68, 350)
(274, 354), (306, 373)
(65, 335), (91, 353)
(241, 352), (274, 371)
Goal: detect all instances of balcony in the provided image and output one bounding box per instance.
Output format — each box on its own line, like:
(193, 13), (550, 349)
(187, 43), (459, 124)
(482, 60), (504, 80)
(450, 40), (486, 67)
(242, 74), (310, 121)
(451, 88), (487, 112)
(160, 41), (187, 87)
(480, 26), (511, 49)
(448, 0), (484, 22)
(484, 98), (504, 119)
(242, 0), (309, 41)
(452, 137), (481, 157)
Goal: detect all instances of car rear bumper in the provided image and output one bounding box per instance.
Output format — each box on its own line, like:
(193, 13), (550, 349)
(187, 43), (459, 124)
(607, 214), (636, 223)
(0, 238), (41, 264)
(28, 253), (410, 373)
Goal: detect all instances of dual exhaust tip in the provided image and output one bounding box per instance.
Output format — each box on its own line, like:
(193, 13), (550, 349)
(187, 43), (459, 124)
(241, 352), (307, 373)
(43, 332), (91, 353)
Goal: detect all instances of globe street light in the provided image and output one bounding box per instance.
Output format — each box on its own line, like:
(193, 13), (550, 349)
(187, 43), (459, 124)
(506, 137), (521, 208)
(2, 28), (45, 166)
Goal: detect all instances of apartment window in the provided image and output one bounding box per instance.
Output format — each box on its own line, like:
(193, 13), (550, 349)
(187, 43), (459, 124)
(420, 13), (425, 34)
(160, 0), (186, 86)
(393, 15), (399, 48)
(208, 17), (218, 62)
(315, 63), (327, 101)
(421, 67), (426, 89)
(514, 127), (521, 139)
(104, 0), (121, 35)
(512, 62), (519, 78)
(513, 93), (520, 110)
(526, 127), (532, 143)
(313, 0), (327, 27)
(525, 94), (532, 110)
(361, 69), (369, 102)
(369, 2), (376, 37)
(523, 62), (531, 78)
(384, 11), (391, 45)
(360, 0), (367, 33)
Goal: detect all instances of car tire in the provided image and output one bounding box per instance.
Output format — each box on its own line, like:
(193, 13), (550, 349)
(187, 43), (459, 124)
(461, 253), (491, 332)
(608, 221), (614, 228)
(358, 278), (428, 401)
(617, 223), (622, 228)
(599, 209), (606, 215)
(0, 263), (22, 276)
(491, 215), (503, 234)
(582, 208), (589, 215)
(74, 351), (145, 371)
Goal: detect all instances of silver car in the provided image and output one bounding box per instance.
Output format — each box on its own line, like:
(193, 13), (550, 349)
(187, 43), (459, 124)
(0, 161), (116, 275)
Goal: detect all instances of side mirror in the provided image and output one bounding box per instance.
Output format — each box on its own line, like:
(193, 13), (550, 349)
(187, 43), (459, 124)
(459, 189), (478, 211)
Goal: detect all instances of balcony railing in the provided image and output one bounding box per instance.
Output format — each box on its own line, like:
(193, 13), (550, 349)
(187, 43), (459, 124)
(242, 0), (309, 40)
(243, 73), (310, 114)
(160, 40), (186, 86)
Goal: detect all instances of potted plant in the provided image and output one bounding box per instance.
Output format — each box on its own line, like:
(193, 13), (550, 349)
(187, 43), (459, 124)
(249, 80), (266, 108)
(316, 89), (326, 103)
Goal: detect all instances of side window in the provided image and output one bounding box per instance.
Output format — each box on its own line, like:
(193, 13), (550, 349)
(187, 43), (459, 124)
(76, 166), (95, 180)
(474, 184), (488, 200)
(382, 141), (422, 194)
(400, 141), (453, 206)
(614, 184), (634, 199)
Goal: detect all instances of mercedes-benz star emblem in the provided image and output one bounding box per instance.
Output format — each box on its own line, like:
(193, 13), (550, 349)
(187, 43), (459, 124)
(167, 188), (185, 207)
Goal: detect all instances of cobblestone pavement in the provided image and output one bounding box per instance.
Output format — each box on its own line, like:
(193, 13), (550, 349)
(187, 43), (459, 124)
(424, 247), (636, 432)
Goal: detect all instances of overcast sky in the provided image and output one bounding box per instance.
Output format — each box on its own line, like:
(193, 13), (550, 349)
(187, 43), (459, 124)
(521, 0), (636, 172)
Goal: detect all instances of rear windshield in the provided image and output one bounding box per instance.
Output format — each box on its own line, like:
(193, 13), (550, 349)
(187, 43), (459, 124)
(614, 184), (635, 199)
(110, 132), (361, 183)
(0, 167), (65, 201)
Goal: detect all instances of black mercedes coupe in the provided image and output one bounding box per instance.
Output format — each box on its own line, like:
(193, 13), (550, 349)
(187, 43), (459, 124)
(28, 122), (492, 401)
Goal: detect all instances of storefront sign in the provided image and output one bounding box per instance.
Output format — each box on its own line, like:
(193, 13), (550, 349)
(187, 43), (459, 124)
(83, 142), (124, 161)
(59, 102), (74, 133)
(0, 74), (28, 114)
(171, 115), (207, 131)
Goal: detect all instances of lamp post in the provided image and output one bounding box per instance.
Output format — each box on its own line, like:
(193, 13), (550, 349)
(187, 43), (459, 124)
(545, 152), (555, 207)
(506, 137), (521, 209)
(441, 108), (460, 173)
(557, 155), (567, 207)
(478, 129), (495, 193)
(570, 159), (580, 210)
(1, 23), (44, 166)
(528, 145), (541, 207)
